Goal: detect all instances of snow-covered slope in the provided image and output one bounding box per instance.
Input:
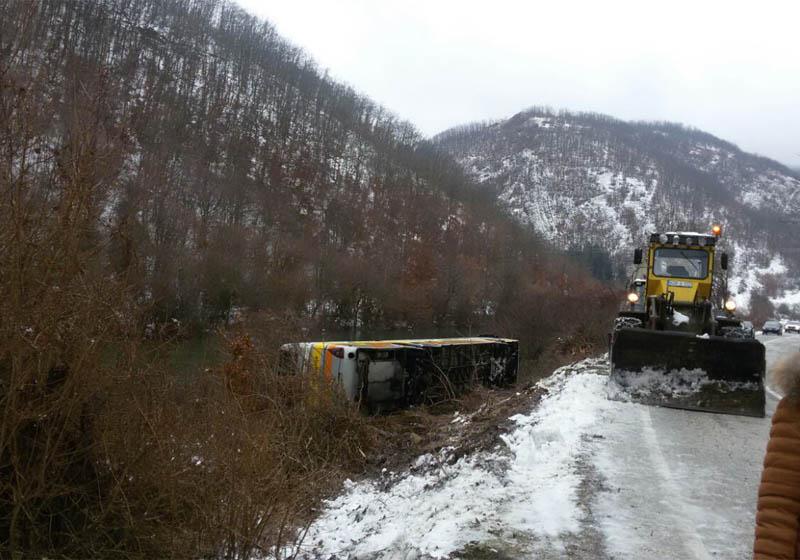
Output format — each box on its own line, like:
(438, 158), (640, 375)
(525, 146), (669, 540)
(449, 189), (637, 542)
(292, 359), (613, 558)
(436, 109), (800, 315)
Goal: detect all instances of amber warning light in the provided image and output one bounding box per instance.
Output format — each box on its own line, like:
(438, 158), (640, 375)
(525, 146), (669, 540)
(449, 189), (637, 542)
(711, 224), (722, 237)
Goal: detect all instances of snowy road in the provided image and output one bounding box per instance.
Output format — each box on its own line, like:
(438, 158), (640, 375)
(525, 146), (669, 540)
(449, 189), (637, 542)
(296, 335), (799, 560)
(591, 334), (795, 560)
(762, 333), (799, 401)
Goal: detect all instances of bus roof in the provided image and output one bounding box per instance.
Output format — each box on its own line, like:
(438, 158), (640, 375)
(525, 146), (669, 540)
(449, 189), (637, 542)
(281, 337), (518, 350)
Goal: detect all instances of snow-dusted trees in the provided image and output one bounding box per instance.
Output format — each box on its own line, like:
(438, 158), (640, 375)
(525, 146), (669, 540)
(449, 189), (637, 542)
(436, 106), (800, 286)
(1, 0), (619, 339)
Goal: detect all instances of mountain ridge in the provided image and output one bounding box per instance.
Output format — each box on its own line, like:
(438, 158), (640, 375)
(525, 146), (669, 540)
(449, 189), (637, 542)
(435, 107), (800, 318)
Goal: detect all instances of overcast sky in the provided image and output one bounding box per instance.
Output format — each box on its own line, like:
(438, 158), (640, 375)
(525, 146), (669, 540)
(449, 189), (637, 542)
(237, 0), (800, 166)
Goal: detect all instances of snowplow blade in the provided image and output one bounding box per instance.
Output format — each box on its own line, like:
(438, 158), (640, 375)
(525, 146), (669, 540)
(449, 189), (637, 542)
(609, 329), (766, 418)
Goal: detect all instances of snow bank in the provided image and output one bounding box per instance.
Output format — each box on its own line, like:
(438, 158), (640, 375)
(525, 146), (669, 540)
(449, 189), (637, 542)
(672, 310), (690, 326)
(608, 368), (760, 400)
(291, 359), (610, 558)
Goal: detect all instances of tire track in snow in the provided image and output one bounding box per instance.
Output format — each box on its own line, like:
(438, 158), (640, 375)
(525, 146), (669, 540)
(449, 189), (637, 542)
(592, 376), (770, 559)
(638, 407), (712, 560)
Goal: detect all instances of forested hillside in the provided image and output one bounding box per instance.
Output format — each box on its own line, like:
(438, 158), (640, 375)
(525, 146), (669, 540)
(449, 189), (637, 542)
(436, 108), (800, 318)
(2, 0), (617, 338)
(0, 1), (616, 556)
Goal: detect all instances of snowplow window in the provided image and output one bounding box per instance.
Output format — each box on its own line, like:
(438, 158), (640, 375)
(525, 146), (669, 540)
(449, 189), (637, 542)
(653, 248), (708, 279)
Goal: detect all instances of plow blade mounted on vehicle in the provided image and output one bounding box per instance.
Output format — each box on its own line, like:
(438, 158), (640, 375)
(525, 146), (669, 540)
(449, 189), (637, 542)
(609, 328), (766, 417)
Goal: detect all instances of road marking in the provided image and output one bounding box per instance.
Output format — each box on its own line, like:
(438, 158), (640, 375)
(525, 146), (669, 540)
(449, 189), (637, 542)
(758, 334), (791, 402)
(640, 408), (713, 560)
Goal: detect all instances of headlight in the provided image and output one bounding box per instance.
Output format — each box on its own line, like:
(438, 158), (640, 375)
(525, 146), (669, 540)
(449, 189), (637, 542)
(724, 299), (736, 312)
(627, 292), (640, 304)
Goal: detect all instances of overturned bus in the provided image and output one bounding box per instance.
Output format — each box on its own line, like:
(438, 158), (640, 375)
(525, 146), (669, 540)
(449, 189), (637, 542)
(278, 337), (519, 410)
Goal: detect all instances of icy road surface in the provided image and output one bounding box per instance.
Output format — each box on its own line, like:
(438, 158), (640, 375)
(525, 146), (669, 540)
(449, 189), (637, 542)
(295, 335), (798, 559)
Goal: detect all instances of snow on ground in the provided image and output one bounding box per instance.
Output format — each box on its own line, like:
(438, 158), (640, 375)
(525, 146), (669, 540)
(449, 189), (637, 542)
(608, 367), (760, 400)
(528, 116), (552, 128)
(289, 348), (784, 559)
(770, 287), (800, 312)
(292, 359), (611, 559)
(727, 251), (788, 312)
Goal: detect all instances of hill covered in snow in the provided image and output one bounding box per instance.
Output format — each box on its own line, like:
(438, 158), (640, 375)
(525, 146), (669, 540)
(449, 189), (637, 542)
(435, 109), (800, 318)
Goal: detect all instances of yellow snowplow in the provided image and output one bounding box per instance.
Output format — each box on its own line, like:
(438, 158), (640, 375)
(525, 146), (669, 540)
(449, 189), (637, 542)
(608, 227), (766, 417)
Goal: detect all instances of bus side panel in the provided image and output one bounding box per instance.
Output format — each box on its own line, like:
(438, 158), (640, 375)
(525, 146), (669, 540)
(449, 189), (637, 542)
(283, 338), (519, 410)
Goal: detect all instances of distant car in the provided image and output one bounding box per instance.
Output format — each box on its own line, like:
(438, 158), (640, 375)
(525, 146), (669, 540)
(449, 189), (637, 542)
(740, 321), (755, 338)
(785, 321), (800, 334)
(762, 320), (783, 335)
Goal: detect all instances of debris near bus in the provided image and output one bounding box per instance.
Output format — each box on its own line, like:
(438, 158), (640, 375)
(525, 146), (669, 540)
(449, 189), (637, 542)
(279, 337), (519, 412)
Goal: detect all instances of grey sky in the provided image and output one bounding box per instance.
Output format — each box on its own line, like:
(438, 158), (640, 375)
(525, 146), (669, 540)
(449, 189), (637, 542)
(237, 0), (800, 166)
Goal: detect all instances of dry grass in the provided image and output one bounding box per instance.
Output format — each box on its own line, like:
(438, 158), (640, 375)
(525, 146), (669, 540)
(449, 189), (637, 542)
(0, 281), (596, 559)
(0, 68), (375, 558)
(1, 324), (376, 558)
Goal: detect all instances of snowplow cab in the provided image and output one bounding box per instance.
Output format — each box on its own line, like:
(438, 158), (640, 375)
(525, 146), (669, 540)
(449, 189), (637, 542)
(620, 233), (718, 330)
(647, 234), (714, 304)
(609, 227), (766, 417)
